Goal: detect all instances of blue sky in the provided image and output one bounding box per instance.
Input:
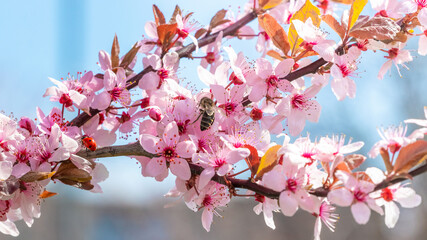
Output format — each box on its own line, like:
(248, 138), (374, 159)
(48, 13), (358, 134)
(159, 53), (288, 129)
(1, 0), (427, 206)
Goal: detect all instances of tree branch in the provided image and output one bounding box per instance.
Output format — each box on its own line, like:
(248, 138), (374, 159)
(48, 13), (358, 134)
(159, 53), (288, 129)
(68, 10), (258, 128)
(77, 143), (427, 200)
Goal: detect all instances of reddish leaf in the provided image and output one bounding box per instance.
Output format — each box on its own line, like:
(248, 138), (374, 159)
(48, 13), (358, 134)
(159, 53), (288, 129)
(242, 144), (260, 177)
(267, 50), (284, 61)
(152, 4), (166, 26)
(157, 23), (178, 46)
(170, 5), (182, 23)
(119, 43), (141, 70)
(322, 14), (346, 39)
(195, 28), (208, 39)
(259, 14), (291, 55)
(209, 9), (228, 30)
(349, 16), (400, 40)
(111, 34), (120, 69)
(344, 154), (366, 170)
(393, 140), (427, 175)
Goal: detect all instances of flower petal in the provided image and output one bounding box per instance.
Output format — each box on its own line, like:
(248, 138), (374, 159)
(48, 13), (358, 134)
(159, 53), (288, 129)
(351, 202), (371, 224)
(170, 158), (191, 180)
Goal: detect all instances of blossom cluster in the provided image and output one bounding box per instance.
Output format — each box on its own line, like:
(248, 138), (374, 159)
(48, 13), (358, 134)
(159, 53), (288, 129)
(2, 0), (427, 239)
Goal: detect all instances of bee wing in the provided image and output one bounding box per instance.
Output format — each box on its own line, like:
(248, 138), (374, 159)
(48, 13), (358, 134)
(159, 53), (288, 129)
(205, 108), (215, 116)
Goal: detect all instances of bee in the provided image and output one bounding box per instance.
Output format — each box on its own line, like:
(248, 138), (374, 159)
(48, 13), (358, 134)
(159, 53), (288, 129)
(81, 135), (97, 151)
(194, 97), (216, 131)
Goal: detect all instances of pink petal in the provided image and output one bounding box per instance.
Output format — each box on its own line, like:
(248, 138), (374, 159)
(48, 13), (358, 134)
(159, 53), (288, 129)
(197, 66), (216, 86)
(314, 217), (322, 240)
(0, 220), (19, 237)
(140, 134), (162, 154)
(92, 129), (116, 147)
(384, 202), (399, 228)
(176, 141), (196, 158)
(98, 50), (112, 71)
(217, 164), (233, 176)
(169, 157), (191, 180)
(92, 91), (111, 110)
(279, 191), (298, 216)
(0, 160), (12, 179)
(351, 202), (371, 224)
(139, 71), (160, 90)
(288, 109), (306, 136)
(199, 168), (215, 189)
(262, 170), (286, 192)
(419, 8), (427, 27)
(227, 148), (250, 164)
(377, 60), (393, 80)
(327, 188), (353, 207)
(163, 52), (179, 70)
(163, 122), (180, 146)
(248, 82), (267, 102)
(275, 59), (294, 78)
(12, 163), (30, 178)
(146, 157), (167, 177)
(263, 206), (276, 229)
(305, 100), (321, 123)
(395, 188), (422, 208)
(103, 69), (117, 91)
(202, 208), (214, 232)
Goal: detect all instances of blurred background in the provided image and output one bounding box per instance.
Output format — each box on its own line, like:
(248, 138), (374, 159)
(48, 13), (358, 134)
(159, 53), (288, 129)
(0, 0), (427, 239)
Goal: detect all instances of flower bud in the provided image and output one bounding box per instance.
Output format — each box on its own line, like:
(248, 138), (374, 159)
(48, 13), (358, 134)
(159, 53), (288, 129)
(149, 108), (162, 121)
(250, 108), (263, 121)
(229, 72), (244, 85)
(140, 97), (150, 109)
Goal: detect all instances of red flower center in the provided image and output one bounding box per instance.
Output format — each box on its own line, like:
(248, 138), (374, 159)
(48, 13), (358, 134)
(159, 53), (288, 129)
(287, 178), (298, 193)
(59, 93), (73, 107)
(266, 75), (278, 88)
(206, 52), (216, 64)
(291, 94), (307, 110)
(202, 194), (212, 206)
(354, 190), (366, 202)
(381, 188), (394, 202)
(110, 87), (122, 101)
(157, 68), (169, 80)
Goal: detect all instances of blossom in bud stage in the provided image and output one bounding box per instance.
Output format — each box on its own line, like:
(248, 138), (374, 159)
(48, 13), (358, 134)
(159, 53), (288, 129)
(250, 107), (263, 121)
(366, 167), (421, 228)
(140, 121), (196, 180)
(148, 107), (162, 122)
(328, 171), (384, 224)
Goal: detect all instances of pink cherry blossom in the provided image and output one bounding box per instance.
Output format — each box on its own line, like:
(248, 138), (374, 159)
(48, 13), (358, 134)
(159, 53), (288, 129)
(330, 47), (360, 101)
(200, 31), (223, 73)
(378, 43), (413, 80)
(366, 167), (421, 228)
(247, 58), (294, 103)
(292, 18), (336, 61)
(43, 77), (87, 112)
(263, 163), (314, 216)
(312, 199), (339, 240)
(139, 52), (179, 91)
(192, 182), (230, 232)
(140, 121), (196, 180)
(371, 0), (404, 19)
(327, 171), (384, 224)
(192, 146), (249, 189)
(276, 83), (322, 136)
(368, 124), (422, 158)
(253, 192), (280, 230)
(92, 68), (131, 110)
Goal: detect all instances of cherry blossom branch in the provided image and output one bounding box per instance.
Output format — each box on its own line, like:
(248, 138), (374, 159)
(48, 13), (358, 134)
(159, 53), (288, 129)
(68, 10), (259, 128)
(77, 142), (427, 199)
